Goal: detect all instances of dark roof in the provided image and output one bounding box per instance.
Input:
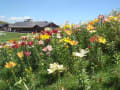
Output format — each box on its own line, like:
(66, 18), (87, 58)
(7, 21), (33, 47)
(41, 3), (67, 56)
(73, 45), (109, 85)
(10, 21), (59, 28)
(0, 24), (7, 27)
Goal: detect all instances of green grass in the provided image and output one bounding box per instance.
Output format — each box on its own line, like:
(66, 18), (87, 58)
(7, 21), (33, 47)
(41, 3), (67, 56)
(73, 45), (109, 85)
(0, 32), (26, 42)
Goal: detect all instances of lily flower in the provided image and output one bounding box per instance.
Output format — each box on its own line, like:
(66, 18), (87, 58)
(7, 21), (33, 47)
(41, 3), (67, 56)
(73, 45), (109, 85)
(73, 49), (89, 58)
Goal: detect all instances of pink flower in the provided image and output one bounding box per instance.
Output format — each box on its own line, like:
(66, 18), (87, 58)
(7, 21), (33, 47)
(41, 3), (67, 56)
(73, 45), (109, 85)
(42, 47), (48, 52)
(73, 24), (80, 29)
(46, 45), (53, 51)
(42, 45), (53, 52)
(27, 41), (33, 46)
(0, 45), (3, 48)
(38, 40), (44, 45)
(24, 52), (31, 56)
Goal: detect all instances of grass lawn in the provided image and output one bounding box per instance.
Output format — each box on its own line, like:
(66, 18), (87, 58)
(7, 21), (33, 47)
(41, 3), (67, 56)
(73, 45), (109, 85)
(0, 31), (26, 42)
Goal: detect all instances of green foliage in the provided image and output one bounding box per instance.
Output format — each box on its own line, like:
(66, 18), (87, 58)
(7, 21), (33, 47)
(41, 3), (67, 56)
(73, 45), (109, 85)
(1, 13), (120, 90)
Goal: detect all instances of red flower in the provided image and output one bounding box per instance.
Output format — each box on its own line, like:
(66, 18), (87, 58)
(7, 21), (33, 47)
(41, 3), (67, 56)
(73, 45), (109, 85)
(24, 52), (31, 56)
(52, 29), (58, 33)
(27, 41), (33, 46)
(13, 41), (17, 44)
(88, 46), (92, 49)
(90, 36), (96, 42)
(42, 31), (52, 35)
(32, 32), (36, 34)
(11, 44), (19, 48)
(21, 41), (26, 46)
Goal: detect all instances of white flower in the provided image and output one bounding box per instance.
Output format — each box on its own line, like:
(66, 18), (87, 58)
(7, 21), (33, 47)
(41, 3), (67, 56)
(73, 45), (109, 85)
(57, 65), (64, 72)
(6, 43), (15, 47)
(89, 30), (96, 33)
(73, 49), (89, 58)
(56, 33), (62, 38)
(47, 63), (65, 74)
(47, 69), (55, 74)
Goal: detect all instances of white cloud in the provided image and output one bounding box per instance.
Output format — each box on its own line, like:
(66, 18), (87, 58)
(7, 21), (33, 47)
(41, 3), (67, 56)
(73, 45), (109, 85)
(8, 16), (31, 21)
(0, 16), (6, 19)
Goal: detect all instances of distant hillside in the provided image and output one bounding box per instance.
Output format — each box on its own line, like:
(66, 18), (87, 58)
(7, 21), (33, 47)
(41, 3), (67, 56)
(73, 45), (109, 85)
(0, 20), (8, 24)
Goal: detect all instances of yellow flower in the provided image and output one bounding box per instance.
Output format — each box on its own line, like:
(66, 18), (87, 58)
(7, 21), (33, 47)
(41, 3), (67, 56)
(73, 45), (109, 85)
(99, 37), (106, 44)
(70, 40), (78, 46)
(64, 37), (71, 43)
(3, 45), (8, 48)
(64, 24), (71, 30)
(94, 19), (99, 23)
(5, 61), (16, 69)
(64, 30), (72, 35)
(17, 51), (23, 59)
(40, 34), (50, 40)
(72, 24), (75, 27)
(108, 16), (118, 21)
(86, 24), (95, 30)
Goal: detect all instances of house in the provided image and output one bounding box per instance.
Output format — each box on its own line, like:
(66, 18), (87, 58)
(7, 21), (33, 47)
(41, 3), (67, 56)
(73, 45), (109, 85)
(9, 19), (59, 33)
(0, 24), (9, 31)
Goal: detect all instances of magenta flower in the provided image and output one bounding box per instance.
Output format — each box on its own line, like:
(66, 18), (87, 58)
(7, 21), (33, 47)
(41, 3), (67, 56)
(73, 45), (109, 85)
(24, 52), (31, 56)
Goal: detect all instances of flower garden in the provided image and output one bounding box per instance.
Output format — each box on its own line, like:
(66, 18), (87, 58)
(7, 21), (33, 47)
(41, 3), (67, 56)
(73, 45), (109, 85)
(1, 14), (120, 90)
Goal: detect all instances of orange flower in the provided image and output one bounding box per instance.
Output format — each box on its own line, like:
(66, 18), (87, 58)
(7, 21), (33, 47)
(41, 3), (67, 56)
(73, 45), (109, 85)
(9, 40), (15, 43)
(64, 30), (72, 35)
(90, 21), (95, 25)
(86, 24), (95, 30)
(35, 35), (39, 39)
(70, 40), (78, 46)
(5, 61), (16, 69)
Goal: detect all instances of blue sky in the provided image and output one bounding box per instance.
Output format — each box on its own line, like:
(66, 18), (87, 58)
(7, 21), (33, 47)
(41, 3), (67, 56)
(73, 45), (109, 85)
(0, 0), (120, 25)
